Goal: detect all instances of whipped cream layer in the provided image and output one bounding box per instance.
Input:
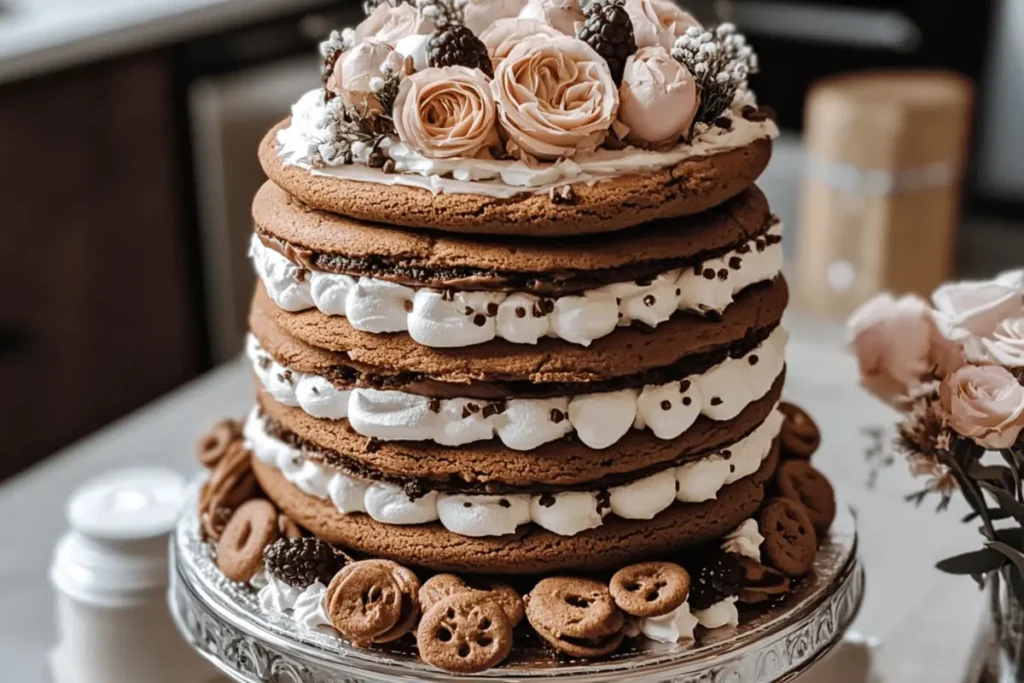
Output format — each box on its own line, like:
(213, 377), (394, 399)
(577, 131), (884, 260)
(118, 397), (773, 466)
(245, 407), (783, 538)
(277, 89), (780, 199)
(250, 224), (783, 348)
(248, 326), (786, 451)
(250, 571), (332, 631)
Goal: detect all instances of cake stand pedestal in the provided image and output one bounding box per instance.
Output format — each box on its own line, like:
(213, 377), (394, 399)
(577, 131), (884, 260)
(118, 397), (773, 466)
(169, 502), (864, 683)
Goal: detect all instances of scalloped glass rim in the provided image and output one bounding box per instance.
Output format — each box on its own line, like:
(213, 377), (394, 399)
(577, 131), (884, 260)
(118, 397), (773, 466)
(170, 481), (862, 682)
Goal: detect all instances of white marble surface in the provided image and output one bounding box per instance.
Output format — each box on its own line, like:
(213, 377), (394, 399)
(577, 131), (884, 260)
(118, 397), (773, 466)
(0, 313), (986, 682)
(0, 0), (325, 84)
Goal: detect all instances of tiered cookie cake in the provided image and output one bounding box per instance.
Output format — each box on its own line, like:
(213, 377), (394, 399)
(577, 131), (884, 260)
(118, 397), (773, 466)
(195, 0), (838, 674)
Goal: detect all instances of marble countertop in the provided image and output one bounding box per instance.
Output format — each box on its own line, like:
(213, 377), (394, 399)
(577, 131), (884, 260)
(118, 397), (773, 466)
(0, 0), (326, 85)
(0, 311), (988, 682)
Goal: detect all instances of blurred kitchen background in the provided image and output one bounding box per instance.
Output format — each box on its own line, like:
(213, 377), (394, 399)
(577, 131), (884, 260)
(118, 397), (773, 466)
(0, 0), (1021, 479)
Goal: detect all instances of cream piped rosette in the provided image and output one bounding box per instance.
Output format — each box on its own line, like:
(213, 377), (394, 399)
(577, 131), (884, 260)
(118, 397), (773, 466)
(393, 65), (501, 159)
(491, 35), (620, 160)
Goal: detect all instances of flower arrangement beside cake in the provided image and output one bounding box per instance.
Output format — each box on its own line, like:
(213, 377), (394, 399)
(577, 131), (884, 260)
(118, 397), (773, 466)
(188, 0), (841, 674)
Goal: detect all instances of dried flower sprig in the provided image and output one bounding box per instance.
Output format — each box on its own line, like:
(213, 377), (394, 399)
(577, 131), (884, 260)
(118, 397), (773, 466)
(671, 23), (759, 124)
(416, 0), (464, 26)
(313, 67), (404, 167)
(362, 0), (415, 17)
(319, 29), (355, 100)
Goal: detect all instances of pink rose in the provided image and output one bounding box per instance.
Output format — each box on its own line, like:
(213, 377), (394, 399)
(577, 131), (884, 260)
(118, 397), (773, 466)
(464, 0), (529, 35)
(492, 35), (618, 160)
(517, 0), (584, 35)
(394, 66), (500, 159)
(848, 293), (936, 405)
(980, 318), (1024, 368)
(932, 276), (1024, 342)
(355, 3), (428, 45)
(940, 365), (1024, 449)
(624, 0), (700, 50)
(480, 18), (562, 70)
(619, 46), (698, 147)
(332, 40), (406, 115)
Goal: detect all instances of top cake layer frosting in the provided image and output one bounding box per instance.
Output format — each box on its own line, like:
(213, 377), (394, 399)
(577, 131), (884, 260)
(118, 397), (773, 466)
(262, 8), (775, 236)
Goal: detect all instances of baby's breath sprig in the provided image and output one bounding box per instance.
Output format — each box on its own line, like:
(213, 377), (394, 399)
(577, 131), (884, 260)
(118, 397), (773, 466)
(319, 29), (355, 100)
(313, 67), (405, 168)
(362, 0), (415, 17)
(416, 0), (465, 27)
(671, 23), (759, 125)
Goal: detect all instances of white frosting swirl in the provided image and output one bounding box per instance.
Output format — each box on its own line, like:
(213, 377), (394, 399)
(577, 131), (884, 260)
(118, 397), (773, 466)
(242, 404), (783, 538)
(721, 518), (764, 561)
(692, 596), (740, 629)
(250, 221), (783, 348)
(247, 325), (787, 450)
(276, 88), (779, 199)
(251, 572), (332, 630)
(639, 600), (699, 643)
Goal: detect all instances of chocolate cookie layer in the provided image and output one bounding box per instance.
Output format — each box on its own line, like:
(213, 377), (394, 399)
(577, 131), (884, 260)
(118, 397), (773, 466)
(253, 181), (776, 295)
(250, 275), (788, 385)
(252, 443), (779, 574)
(254, 371), (783, 491)
(261, 121), (772, 237)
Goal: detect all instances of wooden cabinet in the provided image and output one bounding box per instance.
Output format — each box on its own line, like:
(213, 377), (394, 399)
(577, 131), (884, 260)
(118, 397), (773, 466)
(0, 52), (202, 478)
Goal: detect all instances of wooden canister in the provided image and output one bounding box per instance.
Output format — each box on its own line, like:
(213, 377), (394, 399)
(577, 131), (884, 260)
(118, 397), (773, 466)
(795, 71), (973, 318)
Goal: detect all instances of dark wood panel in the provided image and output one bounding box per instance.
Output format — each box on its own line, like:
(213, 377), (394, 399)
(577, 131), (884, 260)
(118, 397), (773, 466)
(0, 52), (201, 478)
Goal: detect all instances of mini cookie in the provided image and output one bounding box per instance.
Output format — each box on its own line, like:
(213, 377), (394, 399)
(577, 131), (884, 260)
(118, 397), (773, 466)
(196, 418), (242, 469)
(216, 499), (279, 583)
(776, 460), (836, 535)
(759, 497), (817, 577)
(417, 592), (513, 674)
(778, 402), (821, 459)
(420, 574), (524, 628)
(609, 562), (690, 618)
(525, 577), (625, 658)
(369, 560), (422, 644)
(326, 560), (405, 646)
(200, 441), (257, 540)
(736, 556), (791, 605)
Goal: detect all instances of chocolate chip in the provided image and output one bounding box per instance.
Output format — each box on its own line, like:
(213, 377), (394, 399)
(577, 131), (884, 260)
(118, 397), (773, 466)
(710, 397), (723, 406)
(441, 289), (455, 302)
(428, 398), (442, 413)
(748, 354), (759, 365)
(472, 314), (487, 327)
(702, 268), (716, 280)
(464, 306), (473, 315)
(486, 303), (498, 316)
(729, 257), (742, 270)
(463, 501), (472, 508)
(498, 498), (511, 508)
(680, 379), (691, 392)
(682, 396), (692, 406)
(714, 115), (733, 130)
(643, 294), (656, 306)
(596, 490), (611, 515)
(382, 159), (396, 174)
(549, 409), (566, 424)
(717, 268), (729, 280)
(538, 494), (556, 508)
(675, 288), (681, 296)
(403, 299), (413, 312)
(515, 306), (526, 318)
(660, 400), (672, 411)
(737, 243), (751, 254)
(756, 238), (766, 252)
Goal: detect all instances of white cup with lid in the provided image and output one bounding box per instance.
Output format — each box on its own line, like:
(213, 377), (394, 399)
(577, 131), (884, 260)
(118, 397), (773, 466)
(49, 467), (222, 683)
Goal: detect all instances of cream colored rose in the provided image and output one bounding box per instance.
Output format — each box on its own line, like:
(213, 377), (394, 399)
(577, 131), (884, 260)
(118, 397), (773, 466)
(848, 293), (937, 405)
(932, 276), (1024, 341)
(624, 0), (700, 49)
(480, 18), (562, 70)
(393, 66), (500, 159)
(517, 0), (584, 35)
(464, 0), (529, 35)
(940, 365), (1024, 449)
(980, 318), (1024, 368)
(333, 40), (405, 115)
(355, 3), (428, 45)
(619, 46), (697, 147)
(492, 35), (618, 160)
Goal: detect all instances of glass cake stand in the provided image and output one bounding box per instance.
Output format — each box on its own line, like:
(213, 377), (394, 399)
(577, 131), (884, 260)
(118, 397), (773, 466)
(169, 494), (864, 683)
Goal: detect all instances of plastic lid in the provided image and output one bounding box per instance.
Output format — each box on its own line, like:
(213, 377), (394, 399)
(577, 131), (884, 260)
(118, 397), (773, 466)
(67, 467), (187, 542)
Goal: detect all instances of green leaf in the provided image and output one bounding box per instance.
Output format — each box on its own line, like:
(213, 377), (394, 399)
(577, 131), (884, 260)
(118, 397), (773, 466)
(936, 547), (1008, 575)
(996, 528), (1024, 549)
(969, 463), (1015, 488)
(987, 542), (1024, 577)
(963, 508), (1014, 523)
